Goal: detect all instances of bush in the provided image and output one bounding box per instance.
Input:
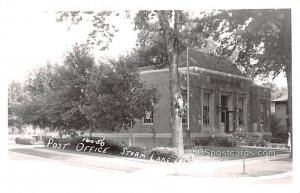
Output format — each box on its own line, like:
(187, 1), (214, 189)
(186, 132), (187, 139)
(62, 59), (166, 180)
(43, 136), (123, 154)
(15, 136), (36, 145)
(270, 114), (289, 143)
(194, 136), (212, 146)
(147, 147), (180, 162)
(43, 137), (186, 162)
(194, 136), (236, 147)
(270, 136), (288, 144)
(262, 135), (272, 142)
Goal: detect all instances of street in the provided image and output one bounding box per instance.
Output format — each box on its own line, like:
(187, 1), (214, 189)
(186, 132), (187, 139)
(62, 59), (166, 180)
(4, 143), (295, 193)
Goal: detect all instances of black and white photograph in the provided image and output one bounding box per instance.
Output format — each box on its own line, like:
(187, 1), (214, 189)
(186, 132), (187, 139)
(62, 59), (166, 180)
(2, 0), (299, 193)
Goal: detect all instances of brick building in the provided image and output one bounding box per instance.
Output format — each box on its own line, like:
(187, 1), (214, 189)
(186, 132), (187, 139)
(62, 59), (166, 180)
(92, 51), (271, 147)
(272, 94), (289, 131)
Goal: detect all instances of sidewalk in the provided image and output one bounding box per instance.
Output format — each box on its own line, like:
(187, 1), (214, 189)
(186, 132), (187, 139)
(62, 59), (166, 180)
(171, 153), (292, 178)
(8, 144), (292, 181)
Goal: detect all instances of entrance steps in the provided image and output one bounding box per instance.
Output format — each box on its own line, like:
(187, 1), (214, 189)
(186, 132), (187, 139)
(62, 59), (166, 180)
(233, 133), (247, 145)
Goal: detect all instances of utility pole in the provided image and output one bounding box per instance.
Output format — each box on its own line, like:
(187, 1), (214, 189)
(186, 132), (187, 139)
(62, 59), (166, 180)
(186, 42), (191, 147)
(186, 15), (192, 147)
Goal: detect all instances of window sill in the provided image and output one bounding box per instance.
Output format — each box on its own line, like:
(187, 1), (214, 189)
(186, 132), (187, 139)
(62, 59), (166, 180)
(142, 123), (153, 126)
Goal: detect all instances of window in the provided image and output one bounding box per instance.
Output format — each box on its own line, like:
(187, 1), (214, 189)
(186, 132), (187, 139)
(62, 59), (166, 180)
(203, 93), (210, 124)
(221, 95), (228, 107)
(260, 102), (265, 125)
(221, 110), (226, 123)
(221, 95), (228, 123)
(143, 101), (154, 124)
(182, 92), (187, 124)
(238, 97), (244, 125)
(143, 108), (153, 124)
(182, 106), (188, 124)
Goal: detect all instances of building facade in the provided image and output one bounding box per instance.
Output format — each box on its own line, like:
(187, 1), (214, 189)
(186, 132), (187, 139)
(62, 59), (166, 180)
(91, 51), (272, 147)
(272, 95), (289, 131)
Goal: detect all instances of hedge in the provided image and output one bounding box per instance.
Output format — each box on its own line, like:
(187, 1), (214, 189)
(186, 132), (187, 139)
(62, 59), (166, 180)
(15, 137), (36, 145)
(43, 137), (189, 162)
(194, 136), (236, 147)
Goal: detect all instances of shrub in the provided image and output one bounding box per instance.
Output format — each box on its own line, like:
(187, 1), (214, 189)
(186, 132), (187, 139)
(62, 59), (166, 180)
(270, 136), (288, 144)
(194, 136), (212, 146)
(15, 136), (36, 145)
(249, 140), (269, 147)
(43, 136), (123, 154)
(43, 137), (185, 162)
(270, 114), (289, 143)
(194, 136), (236, 147)
(262, 135), (272, 142)
(212, 136), (236, 147)
(148, 147), (179, 162)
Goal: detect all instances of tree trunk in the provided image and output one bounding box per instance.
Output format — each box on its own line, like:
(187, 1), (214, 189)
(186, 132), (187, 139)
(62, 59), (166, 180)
(158, 10), (184, 155)
(282, 10), (292, 158)
(286, 64), (292, 157)
(89, 121), (93, 137)
(129, 121), (134, 146)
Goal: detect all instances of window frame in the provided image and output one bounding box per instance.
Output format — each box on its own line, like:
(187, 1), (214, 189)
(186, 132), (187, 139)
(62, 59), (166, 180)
(143, 101), (154, 125)
(260, 101), (265, 125)
(238, 97), (244, 125)
(203, 93), (210, 125)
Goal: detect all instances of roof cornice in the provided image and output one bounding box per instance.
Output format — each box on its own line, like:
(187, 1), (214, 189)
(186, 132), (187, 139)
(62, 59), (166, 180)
(140, 66), (253, 81)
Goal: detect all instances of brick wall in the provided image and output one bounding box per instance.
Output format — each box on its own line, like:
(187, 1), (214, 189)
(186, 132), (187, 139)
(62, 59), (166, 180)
(92, 66), (271, 147)
(132, 69), (171, 134)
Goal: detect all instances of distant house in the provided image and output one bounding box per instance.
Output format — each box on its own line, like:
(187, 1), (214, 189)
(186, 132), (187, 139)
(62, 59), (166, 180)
(272, 94), (289, 130)
(92, 50), (272, 147)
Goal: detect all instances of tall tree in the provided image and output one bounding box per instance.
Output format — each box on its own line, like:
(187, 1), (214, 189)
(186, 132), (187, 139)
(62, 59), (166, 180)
(20, 45), (95, 133)
(82, 57), (159, 141)
(18, 43), (159, 140)
(8, 81), (24, 132)
(134, 11), (197, 153)
(57, 10), (193, 154)
(156, 11), (185, 153)
(16, 64), (55, 129)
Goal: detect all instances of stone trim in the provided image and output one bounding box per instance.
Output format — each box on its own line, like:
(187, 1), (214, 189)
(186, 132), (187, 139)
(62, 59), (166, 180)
(88, 131), (271, 138)
(140, 66), (253, 81)
(88, 132), (174, 138)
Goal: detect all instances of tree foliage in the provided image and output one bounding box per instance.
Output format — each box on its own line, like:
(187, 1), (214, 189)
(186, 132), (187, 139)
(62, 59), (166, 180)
(15, 44), (158, 134)
(56, 11), (119, 50)
(196, 9), (291, 79)
(82, 57), (159, 131)
(8, 81), (24, 129)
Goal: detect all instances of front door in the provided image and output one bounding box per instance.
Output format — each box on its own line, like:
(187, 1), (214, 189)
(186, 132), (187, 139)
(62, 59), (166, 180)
(221, 95), (230, 133)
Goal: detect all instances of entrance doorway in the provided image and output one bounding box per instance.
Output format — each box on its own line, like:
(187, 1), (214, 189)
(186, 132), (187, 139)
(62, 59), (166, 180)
(220, 95), (230, 133)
